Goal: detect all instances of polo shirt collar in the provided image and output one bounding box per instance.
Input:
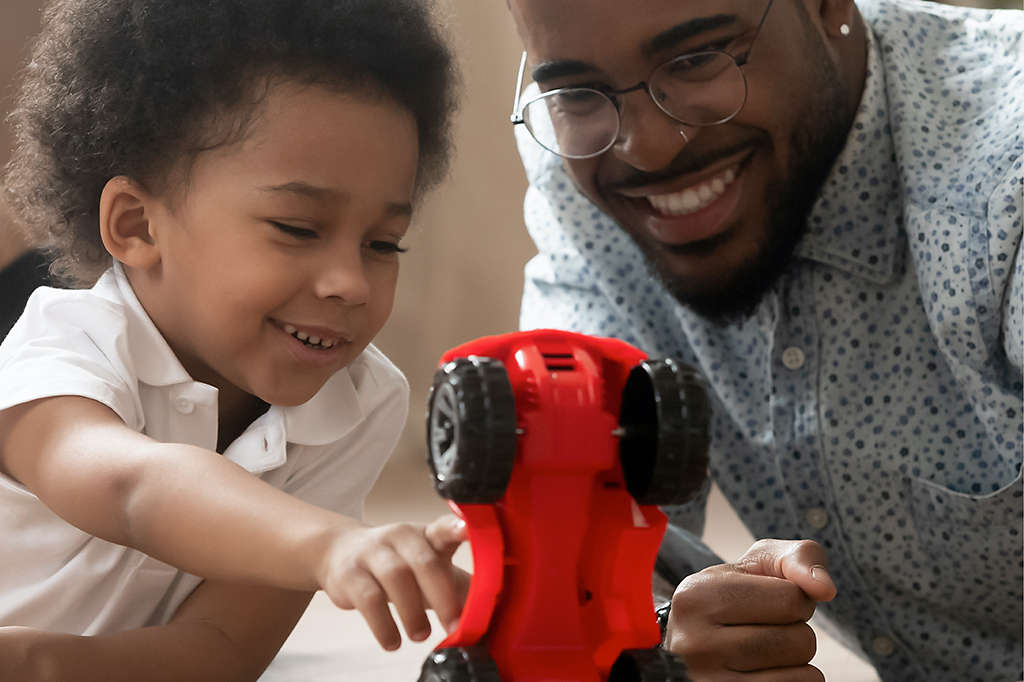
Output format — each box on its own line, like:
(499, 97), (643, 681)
(106, 264), (367, 472)
(109, 263), (193, 388)
(797, 26), (904, 285)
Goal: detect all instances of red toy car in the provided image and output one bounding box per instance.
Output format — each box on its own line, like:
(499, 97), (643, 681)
(417, 329), (709, 682)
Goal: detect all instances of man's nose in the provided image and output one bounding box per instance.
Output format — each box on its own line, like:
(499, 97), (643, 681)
(611, 93), (698, 172)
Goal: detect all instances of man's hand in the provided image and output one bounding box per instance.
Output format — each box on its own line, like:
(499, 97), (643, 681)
(318, 513), (469, 651)
(664, 539), (837, 681)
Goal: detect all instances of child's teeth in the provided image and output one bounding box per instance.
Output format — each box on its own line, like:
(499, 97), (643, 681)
(284, 324), (297, 334)
(309, 336), (321, 345)
(297, 331), (309, 341)
(711, 178), (725, 194)
(323, 340), (335, 348)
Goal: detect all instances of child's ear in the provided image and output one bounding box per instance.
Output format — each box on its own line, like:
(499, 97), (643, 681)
(98, 176), (162, 270)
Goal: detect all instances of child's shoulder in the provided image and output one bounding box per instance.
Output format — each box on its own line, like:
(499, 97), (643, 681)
(2, 269), (132, 356)
(0, 268), (147, 427)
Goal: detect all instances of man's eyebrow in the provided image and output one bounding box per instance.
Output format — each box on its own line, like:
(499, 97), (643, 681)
(531, 59), (597, 84)
(258, 182), (411, 218)
(642, 14), (739, 59)
(531, 14), (739, 84)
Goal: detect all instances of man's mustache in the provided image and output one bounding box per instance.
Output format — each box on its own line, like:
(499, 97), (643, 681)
(605, 138), (760, 191)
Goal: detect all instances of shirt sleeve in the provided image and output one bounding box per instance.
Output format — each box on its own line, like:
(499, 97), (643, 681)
(0, 289), (140, 428)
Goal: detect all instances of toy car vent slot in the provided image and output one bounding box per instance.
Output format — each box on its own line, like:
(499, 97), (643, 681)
(540, 351), (576, 371)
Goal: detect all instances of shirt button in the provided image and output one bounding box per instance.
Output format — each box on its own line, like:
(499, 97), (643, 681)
(781, 346), (805, 370)
(173, 397), (195, 415)
(872, 636), (896, 657)
(805, 507), (830, 529)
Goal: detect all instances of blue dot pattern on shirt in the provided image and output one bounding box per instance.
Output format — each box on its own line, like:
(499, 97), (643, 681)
(514, 2), (1023, 681)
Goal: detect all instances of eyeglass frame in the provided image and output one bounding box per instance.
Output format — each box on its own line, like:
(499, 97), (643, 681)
(509, 0), (774, 159)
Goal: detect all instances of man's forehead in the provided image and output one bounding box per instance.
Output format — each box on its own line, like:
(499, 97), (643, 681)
(509, 0), (761, 72)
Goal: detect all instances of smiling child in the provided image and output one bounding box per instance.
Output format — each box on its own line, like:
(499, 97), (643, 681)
(0, 1), (464, 679)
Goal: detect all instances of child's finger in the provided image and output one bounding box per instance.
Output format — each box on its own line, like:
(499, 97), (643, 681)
(343, 569), (402, 651)
(365, 546), (432, 643)
(393, 529), (463, 632)
(424, 514), (467, 562)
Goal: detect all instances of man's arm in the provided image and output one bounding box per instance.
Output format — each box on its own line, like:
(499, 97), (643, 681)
(1, 580), (313, 682)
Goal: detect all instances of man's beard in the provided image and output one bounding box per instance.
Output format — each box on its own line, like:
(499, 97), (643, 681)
(643, 48), (857, 326)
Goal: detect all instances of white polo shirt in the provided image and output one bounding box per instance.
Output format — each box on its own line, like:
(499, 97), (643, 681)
(0, 264), (409, 635)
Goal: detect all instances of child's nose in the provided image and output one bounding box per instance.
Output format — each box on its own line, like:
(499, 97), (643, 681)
(313, 254), (370, 305)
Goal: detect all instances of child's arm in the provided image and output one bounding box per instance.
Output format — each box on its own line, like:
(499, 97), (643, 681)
(0, 395), (468, 649)
(1, 581), (313, 682)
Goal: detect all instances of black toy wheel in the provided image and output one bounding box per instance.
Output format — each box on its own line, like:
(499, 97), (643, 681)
(426, 356), (517, 503)
(418, 646), (502, 682)
(618, 358), (710, 505)
(609, 647), (692, 682)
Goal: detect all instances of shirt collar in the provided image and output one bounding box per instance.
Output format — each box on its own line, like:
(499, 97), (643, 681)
(105, 263), (370, 471)
(797, 26), (904, 284)
(109, 263), (193, 387)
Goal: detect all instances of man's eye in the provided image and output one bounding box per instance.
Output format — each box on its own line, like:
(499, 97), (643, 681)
(270, 221), (318, 239)
(366, 240), (408, 254)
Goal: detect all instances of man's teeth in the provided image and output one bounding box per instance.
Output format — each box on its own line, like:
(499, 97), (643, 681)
(647, 166), (737, 216)
(282, 323), (337, 349)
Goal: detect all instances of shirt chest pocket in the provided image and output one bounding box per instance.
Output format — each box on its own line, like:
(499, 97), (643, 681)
(906, 471), (1023, 631)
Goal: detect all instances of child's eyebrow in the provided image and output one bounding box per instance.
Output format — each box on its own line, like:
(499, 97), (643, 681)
(258, 181), (340, 201)
(257, 181), (412, 217)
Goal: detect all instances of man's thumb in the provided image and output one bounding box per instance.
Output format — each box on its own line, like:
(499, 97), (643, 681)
(737, 538), (838, 602)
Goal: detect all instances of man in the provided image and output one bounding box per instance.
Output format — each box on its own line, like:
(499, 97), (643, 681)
(506, 0), (1022, 679)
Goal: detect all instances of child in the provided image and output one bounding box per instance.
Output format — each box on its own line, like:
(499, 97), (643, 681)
(0, 0), (465, 679)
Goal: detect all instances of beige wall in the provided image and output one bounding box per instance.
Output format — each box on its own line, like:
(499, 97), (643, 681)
(373, 2), (534, 485)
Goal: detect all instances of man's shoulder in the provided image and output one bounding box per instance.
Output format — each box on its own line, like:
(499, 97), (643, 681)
(862, 0), (1023, 212)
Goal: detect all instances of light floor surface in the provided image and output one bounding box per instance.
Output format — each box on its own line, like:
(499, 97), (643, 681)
(260, 466), (881, 682)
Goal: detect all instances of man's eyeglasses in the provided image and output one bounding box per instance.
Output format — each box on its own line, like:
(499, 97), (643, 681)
(510, 0), (774, 159)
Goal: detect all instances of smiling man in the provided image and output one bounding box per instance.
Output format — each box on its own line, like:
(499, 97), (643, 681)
(507, 0), (1023, 680)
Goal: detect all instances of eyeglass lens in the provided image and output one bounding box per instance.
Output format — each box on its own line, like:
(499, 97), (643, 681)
(523, 50), (746, 159)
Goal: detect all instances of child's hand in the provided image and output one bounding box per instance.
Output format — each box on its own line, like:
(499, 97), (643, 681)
(319, 514), (468, 650)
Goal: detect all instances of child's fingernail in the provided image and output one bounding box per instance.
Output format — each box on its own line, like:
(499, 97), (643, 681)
(451, 517), (466, 532)
(810, 564), (832, 583)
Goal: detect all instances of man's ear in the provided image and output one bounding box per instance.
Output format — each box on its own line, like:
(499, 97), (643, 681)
(98, 176), (162, 270)
(817, 0), (857, 39)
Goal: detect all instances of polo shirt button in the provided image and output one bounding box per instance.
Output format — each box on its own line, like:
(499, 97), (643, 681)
(872, 636), (896, 657)
(805, 507), (830, 529)
(781, 346), (805, 370)
(173, 397), (195, 415)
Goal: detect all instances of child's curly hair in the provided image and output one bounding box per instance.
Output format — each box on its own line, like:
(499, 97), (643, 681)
(4, 0), (459, 286)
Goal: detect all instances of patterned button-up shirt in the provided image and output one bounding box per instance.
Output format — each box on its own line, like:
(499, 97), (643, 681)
(516, 2), (1023, 680)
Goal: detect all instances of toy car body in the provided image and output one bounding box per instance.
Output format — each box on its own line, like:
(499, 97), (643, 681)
(419, 330), (709, 682)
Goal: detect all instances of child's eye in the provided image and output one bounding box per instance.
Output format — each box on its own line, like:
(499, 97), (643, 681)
(270, 221), (318, 239)
(366, 240), (408, 255)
